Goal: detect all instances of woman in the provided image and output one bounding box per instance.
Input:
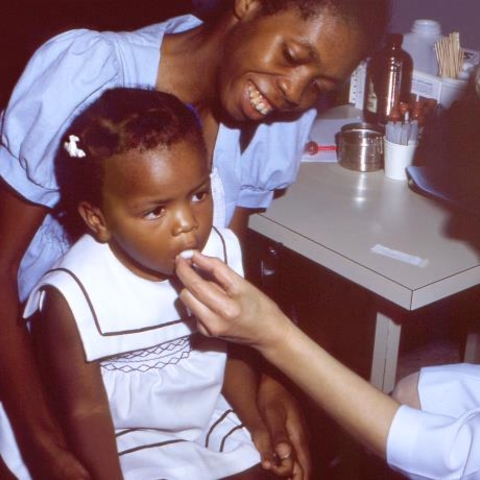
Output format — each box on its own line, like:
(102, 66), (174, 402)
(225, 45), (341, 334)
(175, 248), (480, 479)
(0, 0), (390, 477)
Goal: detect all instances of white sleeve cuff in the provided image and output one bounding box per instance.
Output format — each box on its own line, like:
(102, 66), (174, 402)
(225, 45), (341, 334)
(387, 404), (480, 479)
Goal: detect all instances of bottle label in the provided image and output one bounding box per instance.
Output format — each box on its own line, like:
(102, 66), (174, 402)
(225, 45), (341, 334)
(365, 78), (378, 113)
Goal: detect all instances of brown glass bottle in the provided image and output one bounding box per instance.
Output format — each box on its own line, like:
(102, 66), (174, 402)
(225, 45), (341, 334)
(364, 33), (413, 126)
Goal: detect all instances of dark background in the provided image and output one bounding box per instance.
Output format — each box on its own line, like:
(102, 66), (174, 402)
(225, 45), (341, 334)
(0, 1), (196, 108)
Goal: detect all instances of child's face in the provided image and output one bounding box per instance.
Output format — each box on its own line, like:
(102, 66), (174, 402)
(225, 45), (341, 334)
(97, 140), (213, 281)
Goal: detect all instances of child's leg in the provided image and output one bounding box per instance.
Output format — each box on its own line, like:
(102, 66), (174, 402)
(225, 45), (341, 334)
(391, 372), (421, 408)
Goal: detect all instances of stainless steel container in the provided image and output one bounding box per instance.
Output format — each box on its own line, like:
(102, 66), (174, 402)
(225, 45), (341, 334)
(337, 122), (384, 172)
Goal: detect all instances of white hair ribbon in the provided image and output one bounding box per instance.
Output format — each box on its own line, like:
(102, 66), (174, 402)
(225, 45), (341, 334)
(64, 135), (86, 158)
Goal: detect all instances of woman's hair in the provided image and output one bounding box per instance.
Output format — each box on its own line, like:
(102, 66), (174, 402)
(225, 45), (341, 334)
(54, 87), (206, 242)
(203, 0), (391, 55)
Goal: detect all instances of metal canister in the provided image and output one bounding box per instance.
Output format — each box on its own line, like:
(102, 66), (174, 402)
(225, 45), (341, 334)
(337, 122), (384, 172)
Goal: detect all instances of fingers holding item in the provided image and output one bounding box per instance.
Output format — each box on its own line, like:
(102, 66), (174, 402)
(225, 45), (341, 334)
(261, 404), (291, 460)
(263, 439), (303, 479)
(283, 419), (312, 480)
(176, 254), (225, 309)
(176, 251), (291, 351)
(176, 254), (239, 310)
(251, 427), (297, 478)
(259, 379), (312, 480)
(278, 401), (312, 480)
(177, 252), (242, 297)
(178, 287), (223, 338)
(176, 255), (246, 340)
(270, 442), (298, 478)
(273, 441), (293, 464)
(269, 453), (297, 478)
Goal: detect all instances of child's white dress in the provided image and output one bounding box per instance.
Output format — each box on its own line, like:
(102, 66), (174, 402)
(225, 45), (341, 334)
(20, 227), (261, 480)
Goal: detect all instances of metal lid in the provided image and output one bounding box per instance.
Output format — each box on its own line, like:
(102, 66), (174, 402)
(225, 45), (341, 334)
(338, 123), (384, 172)
(340, 122), (383, 135)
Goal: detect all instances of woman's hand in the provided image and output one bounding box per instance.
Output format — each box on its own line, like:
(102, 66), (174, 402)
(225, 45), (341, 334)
(176, 252), (312, 478)
(175, 251), (290, 352)
(257, 375), (312, 479)
(176, 252), (399, 465)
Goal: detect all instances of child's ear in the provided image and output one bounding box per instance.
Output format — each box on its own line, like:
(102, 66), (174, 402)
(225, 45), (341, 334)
(78, 201), (110, 242)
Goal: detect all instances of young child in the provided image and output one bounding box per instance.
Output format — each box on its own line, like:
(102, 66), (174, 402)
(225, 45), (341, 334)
(15, 87), (286, 479)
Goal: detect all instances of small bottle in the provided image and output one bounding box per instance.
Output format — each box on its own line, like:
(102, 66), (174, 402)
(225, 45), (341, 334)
(402, 19), (442, 76)
(363, 33), (413, 126)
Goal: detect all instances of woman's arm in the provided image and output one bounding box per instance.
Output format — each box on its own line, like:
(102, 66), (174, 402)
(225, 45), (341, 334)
(0, 180), (89, 479)
(228, 207), (312, 478)
(228, 207), (253, 245)
(32, 287), (123, 480)
(175, 252), (400, 459)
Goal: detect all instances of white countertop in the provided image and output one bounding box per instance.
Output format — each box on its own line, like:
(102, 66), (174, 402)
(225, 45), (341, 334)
(251, 162), (480, 310)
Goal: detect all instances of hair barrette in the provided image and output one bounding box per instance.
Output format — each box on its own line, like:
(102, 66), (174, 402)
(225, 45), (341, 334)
(64, 135), (86, 158)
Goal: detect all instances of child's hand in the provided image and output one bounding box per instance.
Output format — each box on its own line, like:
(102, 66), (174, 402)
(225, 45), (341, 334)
(256, 376), (312, 479)
(250, 424), (301, 478)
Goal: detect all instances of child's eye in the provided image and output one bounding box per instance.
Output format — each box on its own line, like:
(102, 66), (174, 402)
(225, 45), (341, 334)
(192, 190), (209, 203)
(144, 206), (166, 220)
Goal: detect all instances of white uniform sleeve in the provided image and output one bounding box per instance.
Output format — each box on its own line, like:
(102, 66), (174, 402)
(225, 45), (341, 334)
(237, 108), (317, 210)
(387, 405), (480, 479)
(0, 29), (122, 207)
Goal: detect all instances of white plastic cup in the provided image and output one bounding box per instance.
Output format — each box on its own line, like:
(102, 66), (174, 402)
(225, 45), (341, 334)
(439, 77), (468, 109)
(384, 139), (418, 180)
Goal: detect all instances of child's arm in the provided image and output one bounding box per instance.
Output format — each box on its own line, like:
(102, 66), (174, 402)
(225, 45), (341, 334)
(31, 287), (123, 480)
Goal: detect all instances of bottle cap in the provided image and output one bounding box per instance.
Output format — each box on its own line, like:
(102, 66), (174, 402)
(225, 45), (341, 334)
(387, 33), (404, 47)
(412, 19), (442, 37)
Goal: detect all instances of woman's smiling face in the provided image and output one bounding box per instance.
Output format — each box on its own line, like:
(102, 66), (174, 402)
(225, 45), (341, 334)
(217, 6), (367, 122)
